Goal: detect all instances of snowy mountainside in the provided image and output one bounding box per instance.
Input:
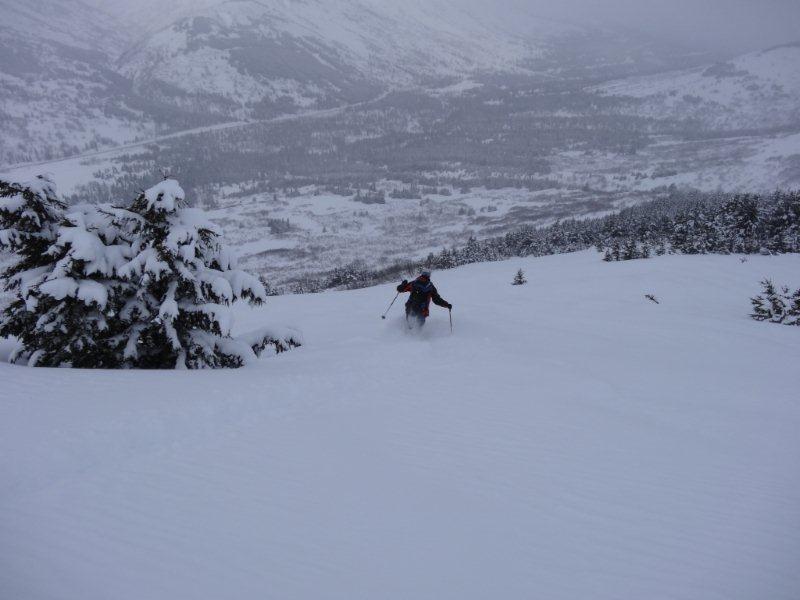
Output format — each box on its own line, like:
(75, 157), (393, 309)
(1, 251), (799, 599)
(598, 43), (800, 131)
(0, 0), (154, 165)
(116, 0), (566, 120)
(0, 0), (125, 55)
(0, 0), (651, 167)
(80, 0), (220, 37)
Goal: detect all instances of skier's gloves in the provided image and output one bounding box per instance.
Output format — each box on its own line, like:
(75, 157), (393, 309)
(447, 303), (453, 310)
(401, 279), (408, 285)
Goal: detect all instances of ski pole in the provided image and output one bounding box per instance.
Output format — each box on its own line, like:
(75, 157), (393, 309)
(449, 308), (453, 334)
(381, 292), (400, 319)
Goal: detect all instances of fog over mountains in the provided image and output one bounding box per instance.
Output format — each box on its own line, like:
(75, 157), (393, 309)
(0, 0), (706, 165)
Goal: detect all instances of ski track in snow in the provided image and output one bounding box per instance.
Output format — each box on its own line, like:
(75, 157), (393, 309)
(1, 251), (799, 599)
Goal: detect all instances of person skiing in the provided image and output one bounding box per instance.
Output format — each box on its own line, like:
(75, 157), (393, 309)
(396, 270), (452, 327)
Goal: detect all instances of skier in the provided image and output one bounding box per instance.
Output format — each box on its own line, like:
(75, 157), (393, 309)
(396, 270), (452, 327)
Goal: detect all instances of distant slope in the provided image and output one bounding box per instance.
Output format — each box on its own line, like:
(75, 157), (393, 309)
(116, 0), (571, 121)
(2, 251), (799, 599)
(0, 0), (124, 54)
(0, 0), (154, 165)
(598, 43), (800, 131)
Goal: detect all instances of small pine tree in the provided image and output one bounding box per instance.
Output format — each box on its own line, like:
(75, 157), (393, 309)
(785, 287), (800, 326)
(611, 240), (621, 261)
(512, 269), (527, 285)
(751, 279), (786, 323)
(750, 294), (771, 321)
(769, 285), (788, 323)
(116, 179), (271, 369)
(622, 238), (638, 260)
(603, 248), (613, 262)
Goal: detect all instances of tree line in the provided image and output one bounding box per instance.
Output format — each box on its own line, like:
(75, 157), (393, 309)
(293, 189), (799, 293)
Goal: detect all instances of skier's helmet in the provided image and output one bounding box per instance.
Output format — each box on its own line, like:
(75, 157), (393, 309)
(420, 269), (431, 278)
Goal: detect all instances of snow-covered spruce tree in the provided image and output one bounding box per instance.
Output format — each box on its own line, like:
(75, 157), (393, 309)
(764, 191), (800, 254)
(750, 290), (772, 322)
(512, 269), (527, 286)
(611, 240), (621, 261)
(785, 287), (800, 326)
(17, 206), (132, 367)
(1, 175), (147, 367)
(718, 195), (761, 254)
(622, 238), (639, 260)
(0, 175), (66, 362)
(117, 179), (297, 369)
(750, 279), (786, 324)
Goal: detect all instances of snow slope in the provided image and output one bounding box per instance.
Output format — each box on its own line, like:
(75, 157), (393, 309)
(598, 43), (800, 131)
(117, 0), (570, 120)
(0, 0), (153, 166)
(1, 251), (799, 599)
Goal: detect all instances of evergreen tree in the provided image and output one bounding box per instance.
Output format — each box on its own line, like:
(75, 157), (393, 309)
(0, 175), (67, 363)
(720, 195), (760, 254)
(622, 238), (638, 260)
(116, 179), (271, 369)
(785, 287), (800, 326)
(764, 191), (800, 254)
(750, 280), (800, 326)
(770, 285), (789, 323)
(462, 236), (484, 264)
(611, 240), (621, 261)
(750, 291), (772, 322)
(751, 279), (786, 323)
(14, 206), (132, 367)
(512, 269), (527, 285)
(670, 212), (691, 253)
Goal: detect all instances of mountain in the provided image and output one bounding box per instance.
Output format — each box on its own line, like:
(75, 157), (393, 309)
(0, 0), (601, 167)
(0, 0), (124, 55)
(598, 43), (800, 132)
(0, 0), (700, 169)
(7, 0), (795, 206)
(0, 0), (156, 165)
(116, 0), (574, 121)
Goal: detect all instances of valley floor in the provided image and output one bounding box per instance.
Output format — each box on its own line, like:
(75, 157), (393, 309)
(1, 251), (799, 599)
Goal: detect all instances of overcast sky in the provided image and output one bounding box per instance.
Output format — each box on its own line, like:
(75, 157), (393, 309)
(88, 0), (800, 56)
(484, 0), (800, 55)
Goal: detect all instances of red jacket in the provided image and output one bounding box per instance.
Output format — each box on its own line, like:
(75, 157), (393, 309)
(397, 276), (450, 316)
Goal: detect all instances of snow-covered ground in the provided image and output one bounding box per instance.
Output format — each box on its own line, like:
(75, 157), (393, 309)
(1, 251), (799, 599)
(597, 44), (800, 131)
(212, 184), (613, 283)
